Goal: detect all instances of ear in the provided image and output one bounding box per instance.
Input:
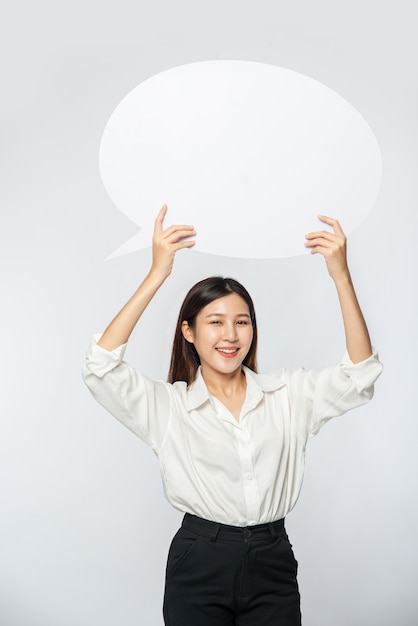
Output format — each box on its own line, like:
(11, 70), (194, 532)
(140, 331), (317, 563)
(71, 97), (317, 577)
(181, 320), (195, 343)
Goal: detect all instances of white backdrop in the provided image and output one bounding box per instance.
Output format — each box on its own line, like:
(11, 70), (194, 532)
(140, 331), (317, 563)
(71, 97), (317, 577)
(1, 1), (417, 625)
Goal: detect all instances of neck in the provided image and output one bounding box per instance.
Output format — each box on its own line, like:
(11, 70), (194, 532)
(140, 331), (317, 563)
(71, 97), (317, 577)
(201, 366), (246, 398)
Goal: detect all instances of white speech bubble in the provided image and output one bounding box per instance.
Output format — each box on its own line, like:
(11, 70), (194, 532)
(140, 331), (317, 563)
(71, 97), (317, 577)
(99, 60), (382, 259)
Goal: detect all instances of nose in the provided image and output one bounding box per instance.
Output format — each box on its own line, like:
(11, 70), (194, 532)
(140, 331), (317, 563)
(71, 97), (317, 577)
(223, 322), (238, 342)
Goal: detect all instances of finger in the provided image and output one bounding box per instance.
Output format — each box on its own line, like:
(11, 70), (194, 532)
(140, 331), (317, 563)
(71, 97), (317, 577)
(162, 225), (196, 240)
(308, 245), (329, 256)
(305, 238), (342, 251)
(154, 204), (168, 233)
(318, 214), (345, 237)
(305, 230), (341, 242)
(173, 239), (196, 250)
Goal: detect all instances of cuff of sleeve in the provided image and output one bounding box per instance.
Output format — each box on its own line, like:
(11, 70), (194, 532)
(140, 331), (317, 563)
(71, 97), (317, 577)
(84, 334), (128, 378)
(340, 346), (383, 393)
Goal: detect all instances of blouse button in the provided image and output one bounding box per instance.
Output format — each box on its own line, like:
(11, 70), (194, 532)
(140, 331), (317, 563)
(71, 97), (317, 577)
(245, 473), (253, 481)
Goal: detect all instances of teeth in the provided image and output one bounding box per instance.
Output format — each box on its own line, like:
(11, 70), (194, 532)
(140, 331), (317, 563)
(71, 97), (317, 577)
(217, 348), (238, 353)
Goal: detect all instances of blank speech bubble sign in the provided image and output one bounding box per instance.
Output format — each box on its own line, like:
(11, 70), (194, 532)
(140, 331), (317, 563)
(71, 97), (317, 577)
(99, 61), (382, 259)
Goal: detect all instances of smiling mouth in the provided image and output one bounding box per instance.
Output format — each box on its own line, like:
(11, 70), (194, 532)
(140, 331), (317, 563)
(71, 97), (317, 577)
(216, 347), (240, 357)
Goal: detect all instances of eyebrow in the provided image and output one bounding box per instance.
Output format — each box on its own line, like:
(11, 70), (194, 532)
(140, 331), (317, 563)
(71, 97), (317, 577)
(205, 312), (251, 318)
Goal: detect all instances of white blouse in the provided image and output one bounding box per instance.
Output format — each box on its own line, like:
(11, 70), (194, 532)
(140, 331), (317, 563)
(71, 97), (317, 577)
(83, 335), (383, 527)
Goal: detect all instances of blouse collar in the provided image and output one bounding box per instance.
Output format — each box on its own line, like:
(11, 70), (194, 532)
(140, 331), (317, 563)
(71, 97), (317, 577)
(186, 365), (286, 412)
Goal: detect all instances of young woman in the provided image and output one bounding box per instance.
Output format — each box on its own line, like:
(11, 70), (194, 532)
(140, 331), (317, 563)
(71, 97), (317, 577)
(83, 205), (382, 625)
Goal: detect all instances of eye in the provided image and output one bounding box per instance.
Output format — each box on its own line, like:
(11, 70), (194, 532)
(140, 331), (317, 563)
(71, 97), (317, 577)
(210, 320), (221, 324)
(237, 320), (250, 325)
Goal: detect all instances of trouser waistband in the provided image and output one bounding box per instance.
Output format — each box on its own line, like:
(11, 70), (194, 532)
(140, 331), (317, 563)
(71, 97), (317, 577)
(182, 513), (286, 543)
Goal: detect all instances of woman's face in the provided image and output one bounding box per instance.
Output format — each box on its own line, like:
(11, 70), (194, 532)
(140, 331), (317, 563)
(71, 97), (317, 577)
(182, 293), (254, 379)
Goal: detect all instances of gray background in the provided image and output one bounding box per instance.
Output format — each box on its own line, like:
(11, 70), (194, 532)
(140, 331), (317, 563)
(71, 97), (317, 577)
(1, 1), (417, 624)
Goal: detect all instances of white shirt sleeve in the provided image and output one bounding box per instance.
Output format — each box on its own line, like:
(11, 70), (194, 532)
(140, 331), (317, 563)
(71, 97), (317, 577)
(281, 347), (383, 438)
(82, 334), (172, 449)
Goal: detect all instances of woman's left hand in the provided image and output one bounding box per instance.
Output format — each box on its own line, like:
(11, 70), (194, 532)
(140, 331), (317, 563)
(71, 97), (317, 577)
(304, 215), (349, 281)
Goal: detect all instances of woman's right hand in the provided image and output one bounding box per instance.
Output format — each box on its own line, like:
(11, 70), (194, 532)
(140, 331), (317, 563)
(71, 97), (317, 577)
(97, 205), (196, 351)
(151, 204), (196, 279)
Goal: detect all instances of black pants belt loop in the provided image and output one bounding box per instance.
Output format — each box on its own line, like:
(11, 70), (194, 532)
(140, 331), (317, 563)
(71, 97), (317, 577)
(209, 522), (221, 542)
(268, 521), (277, 541)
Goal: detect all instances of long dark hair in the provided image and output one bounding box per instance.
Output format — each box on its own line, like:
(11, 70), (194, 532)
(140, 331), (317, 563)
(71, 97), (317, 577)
(168, 276), (258, 385)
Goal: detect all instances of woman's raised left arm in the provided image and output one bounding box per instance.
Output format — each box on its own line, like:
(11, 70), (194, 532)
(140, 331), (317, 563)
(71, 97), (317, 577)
(304, 215), (372, 364)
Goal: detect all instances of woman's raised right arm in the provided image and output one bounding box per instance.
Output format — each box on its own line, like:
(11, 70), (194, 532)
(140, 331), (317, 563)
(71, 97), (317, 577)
(97, 204), (196, 352)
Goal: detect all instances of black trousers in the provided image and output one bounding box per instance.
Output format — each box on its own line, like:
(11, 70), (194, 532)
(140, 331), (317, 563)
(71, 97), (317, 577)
(163, 514), (301, 625)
